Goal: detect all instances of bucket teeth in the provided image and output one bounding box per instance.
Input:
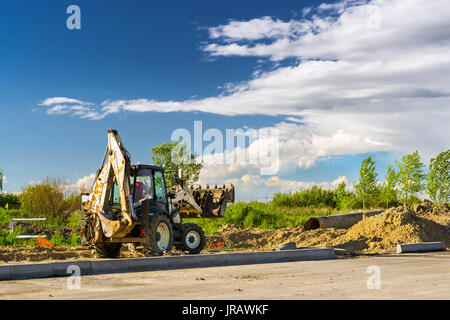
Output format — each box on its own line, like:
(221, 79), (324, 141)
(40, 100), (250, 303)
(170, 183), (235, 218)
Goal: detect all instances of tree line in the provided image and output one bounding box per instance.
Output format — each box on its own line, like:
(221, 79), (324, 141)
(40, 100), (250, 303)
(272, 149), (449, 210)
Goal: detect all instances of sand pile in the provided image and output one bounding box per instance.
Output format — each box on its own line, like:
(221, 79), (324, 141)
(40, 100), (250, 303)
(206, 225), (347, 251)
(0, 246), (94, 264)
(328, 200), (449, 253)
(207, 200), (450, 254)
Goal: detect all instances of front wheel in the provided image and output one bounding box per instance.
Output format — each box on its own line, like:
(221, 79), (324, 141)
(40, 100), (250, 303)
(176, 223), (206, 254)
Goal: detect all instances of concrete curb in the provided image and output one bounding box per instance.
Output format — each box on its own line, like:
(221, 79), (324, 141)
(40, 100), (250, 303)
(0, 247), (335, 281)
(396, 242), (445, 254)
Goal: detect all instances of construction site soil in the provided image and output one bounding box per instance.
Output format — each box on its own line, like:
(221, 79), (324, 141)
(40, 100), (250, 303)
(1, 200), (448, 264)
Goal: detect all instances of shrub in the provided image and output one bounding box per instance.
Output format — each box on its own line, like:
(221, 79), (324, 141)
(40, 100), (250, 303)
(49, 231), (81, 246)
(0, 193), (20, 208)
(272, 186), (336, 208)
(19, 177), (80, 224)
(0, 227), (23, 246)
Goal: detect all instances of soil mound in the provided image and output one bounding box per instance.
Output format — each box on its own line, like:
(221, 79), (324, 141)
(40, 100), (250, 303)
(206, 200), (450, 254)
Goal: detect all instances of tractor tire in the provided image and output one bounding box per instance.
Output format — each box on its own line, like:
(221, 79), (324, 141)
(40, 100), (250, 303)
(147, 214), (174, 255)
(176, 223), (206, 254)
(94, 242), (122, 258)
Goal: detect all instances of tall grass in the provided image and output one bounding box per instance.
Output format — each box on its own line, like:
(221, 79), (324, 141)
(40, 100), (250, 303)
(185, 201), (337, 234)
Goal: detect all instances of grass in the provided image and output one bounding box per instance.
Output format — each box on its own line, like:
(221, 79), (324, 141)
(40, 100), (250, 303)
(0, 199), (387, 244)
(185, 201), (343, 235)
(0, 207), (81, 247)
(50, 231), (80, 246)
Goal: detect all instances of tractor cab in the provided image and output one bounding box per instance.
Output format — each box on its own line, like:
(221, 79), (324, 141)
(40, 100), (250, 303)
(130, 164), (169, 213)
(105, 164), (169, 219)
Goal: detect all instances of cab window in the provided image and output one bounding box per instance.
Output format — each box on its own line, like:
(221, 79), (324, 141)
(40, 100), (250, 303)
(109, 183), (121, 207)
(154, 171), (167, 203)
(134, 169), (154, 202)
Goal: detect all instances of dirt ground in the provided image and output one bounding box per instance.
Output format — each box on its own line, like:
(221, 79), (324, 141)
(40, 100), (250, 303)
(1, 200), (448, 264)
(1, 252), (449, 299)
(208, 200), (450, 254)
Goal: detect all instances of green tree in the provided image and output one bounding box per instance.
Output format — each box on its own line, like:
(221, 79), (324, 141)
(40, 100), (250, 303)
(0, 167), (3, 191)
(354, 155), (379, 209)
(20, 177), (80, 224)
(151, 141), (203, 188)
(379, 165), (398, 208)
(427, 150), (449, 203)
(396, 151), (426, 204)
(333, 181), (349, 209)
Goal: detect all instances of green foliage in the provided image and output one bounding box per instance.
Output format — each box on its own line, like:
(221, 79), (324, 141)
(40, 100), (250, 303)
(49, 231), (81, 246)
(396, 151), (426, 204)
(0, 208), (12, 226)
(427, 150), (449, 203)
(49, 231), (66, 246)
(0, 227), (23, 246)
(271, 186), (335, 208)
(0, 193), (20, 208)
(379, 165), (398, 209)
(151, 141), (203, 188)
(333, 181), (353, 210)
(19, 178), (80, 224)
(354, 155), (379, 209)
(187, 201), (336, 234)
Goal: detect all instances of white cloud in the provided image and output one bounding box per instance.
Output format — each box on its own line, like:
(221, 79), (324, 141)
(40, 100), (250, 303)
(66, 173), (96, 193)
(199, 174), (347, 200)
(208, 16), (304, 41)
(39, 97), (93, 107)
(39, 0), (450, 182)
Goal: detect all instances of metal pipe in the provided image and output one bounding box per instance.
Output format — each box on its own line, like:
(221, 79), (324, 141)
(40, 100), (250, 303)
(304, 210), (384, 230)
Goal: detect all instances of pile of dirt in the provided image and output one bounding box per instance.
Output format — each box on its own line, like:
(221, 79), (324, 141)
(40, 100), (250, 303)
(206, 225), (346, 251)
(0, 246), (94, 264)
(206, 200), (450, 254)
(329, 200), (450, 253)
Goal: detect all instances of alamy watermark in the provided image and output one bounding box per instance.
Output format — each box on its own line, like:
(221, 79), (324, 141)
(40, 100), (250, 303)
(366, 265), (381, 290)
(66, 265), (81, 289)
(366, 5), (381, 30)
(66, 5), (81, 30)
(171, 121), (279, 175)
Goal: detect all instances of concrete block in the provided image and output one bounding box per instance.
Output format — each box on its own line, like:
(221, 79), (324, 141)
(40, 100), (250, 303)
(9, 263), (53, 280)
(52, 260), (92, 277)
(127, 256), (164, 272)
(0, 247), (336, 281)
(0, 265), (11, 281)
(162, 254), (222, 270)
(91, 259), (129, 275)
(276, 241), (297, 251)
(396, 242), (445, 254)
(222, 252), (258, 266)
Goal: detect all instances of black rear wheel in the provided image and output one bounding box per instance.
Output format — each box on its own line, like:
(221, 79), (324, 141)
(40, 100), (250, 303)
(95, 242), (122, 258)
(147, 214), (174, 255)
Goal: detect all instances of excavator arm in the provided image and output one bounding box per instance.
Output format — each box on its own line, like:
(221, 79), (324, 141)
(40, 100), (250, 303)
(84, 129), (135, 238)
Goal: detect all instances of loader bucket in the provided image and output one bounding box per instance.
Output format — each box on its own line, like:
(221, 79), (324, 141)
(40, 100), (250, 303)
(174, 184), (235, 218)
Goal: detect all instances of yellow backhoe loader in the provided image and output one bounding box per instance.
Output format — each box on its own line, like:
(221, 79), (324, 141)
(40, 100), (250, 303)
(81, 129), (234, 258)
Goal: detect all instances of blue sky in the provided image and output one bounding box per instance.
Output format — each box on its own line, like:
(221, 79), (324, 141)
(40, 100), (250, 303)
(1, 0), (449, 199)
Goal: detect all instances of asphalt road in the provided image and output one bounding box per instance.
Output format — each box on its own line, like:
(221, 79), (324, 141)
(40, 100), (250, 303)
(0, 251), (449, 299)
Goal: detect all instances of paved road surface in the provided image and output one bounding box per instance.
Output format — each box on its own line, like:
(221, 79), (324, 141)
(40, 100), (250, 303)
(0, 252), (449, 299)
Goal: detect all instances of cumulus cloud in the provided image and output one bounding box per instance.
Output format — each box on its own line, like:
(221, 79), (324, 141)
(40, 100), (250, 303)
(66, 173), (96, 193)
(199, 174), (347, 200)
(38, 0), (450, 191)
(39, 97), (93, 107)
